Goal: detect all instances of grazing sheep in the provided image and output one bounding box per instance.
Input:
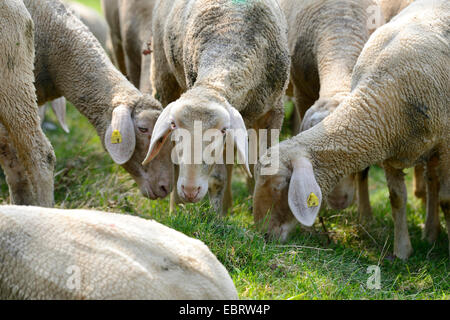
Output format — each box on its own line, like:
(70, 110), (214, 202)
(63, 0), (110, 50)
(39, 1), (112, 134)
(144, 0), (290, 215)
(102, 0), (157, 94)
(0, 205), (238, 300)
(0, 0), (55, 207)
(280, 0), (378, 219)
(253, 0), (449, 259)
(1, 0), (174, 200)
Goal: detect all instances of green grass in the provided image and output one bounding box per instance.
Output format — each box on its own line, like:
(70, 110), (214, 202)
(70, 0), (102, 13)
(1, 0), (448, 300)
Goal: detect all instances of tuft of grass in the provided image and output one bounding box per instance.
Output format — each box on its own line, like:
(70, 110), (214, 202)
(0, 0), (447, 300)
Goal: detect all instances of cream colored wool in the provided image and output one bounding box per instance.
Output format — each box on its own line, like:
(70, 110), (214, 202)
(145, 0), (290, 215)
(253, 0), (449, 259)
(102, 0), (157, 93)
(1, 0), (174, 201)
(0, 0), (55, 207)
(280, 0), (378, 217)
(0, 205), (238, 300)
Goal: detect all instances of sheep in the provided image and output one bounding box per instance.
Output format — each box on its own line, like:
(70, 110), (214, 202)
(0, 0), (55, 207)
(378, 0), (414, 22)
(39, 1), (112, 134)
(102, 0), (157, 94)
(0, 205), (238, 300)
(63, 0), (110, 51)
(253, 0), (449, 259)
(279, 0), (378, 220)
(143, 0), (290, 215)
(0, 0), (174, 200)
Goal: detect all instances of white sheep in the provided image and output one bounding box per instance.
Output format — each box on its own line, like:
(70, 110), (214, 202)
(253, 0), (449, 259)
(280, 0), (378, 220)
(378, 0), (414, 22)
(144, 0), (290, 215)
(102, 0), (157, 94)
(0, 0), (174, 201)
(0, 205), (238, 299)
(0, 0), (55, 207)
(38, 0), (113, 133)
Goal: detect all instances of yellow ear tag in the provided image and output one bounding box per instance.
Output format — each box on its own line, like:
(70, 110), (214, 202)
(111, 130), (122, 144)
(307, 192), (319, 208)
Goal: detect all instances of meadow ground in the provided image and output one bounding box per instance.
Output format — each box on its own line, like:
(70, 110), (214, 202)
(1, 0), (447, 300)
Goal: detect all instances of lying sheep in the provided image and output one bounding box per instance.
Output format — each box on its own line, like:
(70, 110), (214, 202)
(253, 0), (449, 259)
(280, 0), (377, 219)
(102, 0), (157, 94)
(0, 0), (174, 200)
(144, 0), (290, 215)
(0, 0), (55, 207)
(0, 205), (238, 299)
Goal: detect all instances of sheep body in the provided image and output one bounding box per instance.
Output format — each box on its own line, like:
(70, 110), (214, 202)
(280, 0), (377, 214)
(254, 0), (449, 259)
(0, 205), (238, 300)
(146, 0), (290, 214)
(102, 0), (157, 93)
(0, 0), (55, 207)
(1, 0), (174, 200)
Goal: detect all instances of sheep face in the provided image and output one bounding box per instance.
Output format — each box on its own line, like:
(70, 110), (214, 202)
(301, 96), (355, 210)
(327, 174), (356, 210)
(253, 149), (323, 240)
(105, 96), (173, 199)
(253, 160), (296, 241)
(143, 94), (250, 204)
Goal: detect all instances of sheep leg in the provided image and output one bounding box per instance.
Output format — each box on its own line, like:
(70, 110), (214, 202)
(169, 164), (182, 213)
(0, 126), (34, 204)
(444, 203), (450, 258)
(356, 167), (373, 222)
(423, 156), (441, 243)
(124, 51), (141, 89)
(139, 52), (153, 94)
(413, 164), (426, 205)
(438, 147), (450, 257)
(384, 165), (413, 260)
(150, 37), (182, 107)
(224, 164), (233, 214)
(0, 5), (55, 207)
(292, 85), (315, 135)
(208, 164), (229, 216)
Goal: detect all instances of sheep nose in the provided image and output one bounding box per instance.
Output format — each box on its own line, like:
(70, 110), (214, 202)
(181, 185), (201, 202)
(157, 183), (170, 198)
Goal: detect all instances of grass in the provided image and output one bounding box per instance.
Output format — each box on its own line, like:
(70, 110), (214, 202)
(1, 0), (448, 300)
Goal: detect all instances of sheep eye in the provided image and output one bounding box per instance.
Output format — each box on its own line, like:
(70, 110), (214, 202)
(221, 128), (227, 135)
(138, 127), (149, 133)
(171, 121), (177, 129)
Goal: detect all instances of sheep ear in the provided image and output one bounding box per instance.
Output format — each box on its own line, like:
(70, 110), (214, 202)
(105, 105), (136, 165)
(228, 105), (251, 178)
(142, 104), (173, 165)
(50, 97), (69, 133)
(288, 157), (322, 227)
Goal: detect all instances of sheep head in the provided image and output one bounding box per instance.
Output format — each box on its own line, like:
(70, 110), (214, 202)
(253, 146), (323, 240)
(301, 96), (356, 210)
(104, 95), (173, 199)
(143, 92), (250, 204)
